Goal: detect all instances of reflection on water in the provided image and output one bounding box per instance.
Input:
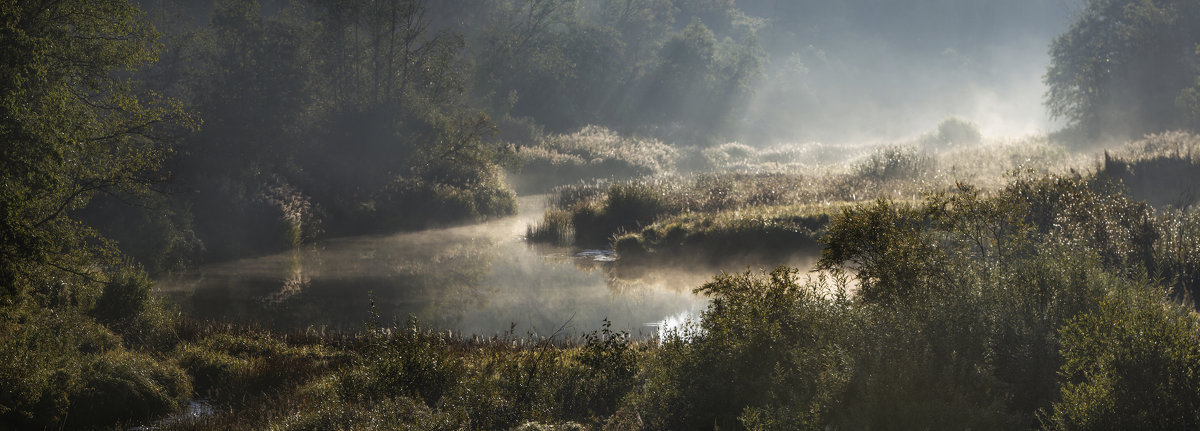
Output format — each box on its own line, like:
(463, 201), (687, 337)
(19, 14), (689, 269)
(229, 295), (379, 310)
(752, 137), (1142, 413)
(157, 196), (713, 336)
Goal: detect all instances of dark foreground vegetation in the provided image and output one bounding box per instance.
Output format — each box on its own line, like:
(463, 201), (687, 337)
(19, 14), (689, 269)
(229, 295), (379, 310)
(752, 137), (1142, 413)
(5, 0), (1200, 429)
(9, 169), (1200, 430)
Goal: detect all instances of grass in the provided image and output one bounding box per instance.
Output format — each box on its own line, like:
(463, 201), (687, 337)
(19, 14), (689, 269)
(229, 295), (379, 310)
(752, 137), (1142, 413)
(151, 318), (646, 430)
(509, 125), (678, 193)
(526, 132), (1087, 254)
(612, 202), (844, 266)
(1099, 131), (1200, 208)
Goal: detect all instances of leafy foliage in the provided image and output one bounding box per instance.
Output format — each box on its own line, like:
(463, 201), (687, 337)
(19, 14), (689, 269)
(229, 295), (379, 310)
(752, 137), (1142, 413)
(0, 0), (191, 301)
(1045, 0), (1200, 135)
(1050, 287), (1200, 429)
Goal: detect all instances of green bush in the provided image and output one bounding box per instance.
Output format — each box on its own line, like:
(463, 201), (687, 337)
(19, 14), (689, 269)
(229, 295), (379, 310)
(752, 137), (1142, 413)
(570, 182), (671, 246)
(0, 305), (191, 430)
(175, 330), (349, 401)
(611, 234), (647, 258)
(0, 307), (118, 428)
(1154, 208), (1200, 304)
(627, 268), (853, 429)
(175, 342), (252, 397)
(272, 394), (464, 431)
(373, 169), (517, 232)
(557, 320), (637, 418)
(338, 326), (463, 407)
(1050, 287), (1200, 429)
(90, 267), (178, 349)
(511, 126), (677, 193)
(65, 349), (192, 428)
(819, 199), (941, 303)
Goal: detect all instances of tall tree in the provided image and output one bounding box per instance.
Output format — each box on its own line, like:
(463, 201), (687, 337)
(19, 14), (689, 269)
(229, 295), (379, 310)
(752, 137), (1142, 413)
(0, 0), (190, 302)
(1045, 0), (1200, 136)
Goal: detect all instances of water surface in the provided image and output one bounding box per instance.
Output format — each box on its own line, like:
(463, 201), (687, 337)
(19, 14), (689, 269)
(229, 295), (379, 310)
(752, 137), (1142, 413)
(157, 196), (710, 336)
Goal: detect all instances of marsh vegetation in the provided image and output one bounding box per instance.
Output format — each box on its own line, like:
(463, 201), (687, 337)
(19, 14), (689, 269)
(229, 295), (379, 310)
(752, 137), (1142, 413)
(4, 0), (1200, 429)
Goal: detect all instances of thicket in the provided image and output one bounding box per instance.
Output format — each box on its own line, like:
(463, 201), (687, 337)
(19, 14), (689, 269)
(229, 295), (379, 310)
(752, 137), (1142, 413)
(97, 173), (1200, 430)
(617, 174), (1200, 429)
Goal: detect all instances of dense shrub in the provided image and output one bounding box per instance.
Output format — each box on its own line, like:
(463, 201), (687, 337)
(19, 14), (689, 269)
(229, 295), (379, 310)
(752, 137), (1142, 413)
(570, 182), (671, 246)
(819, 199), (942, 303)
(339, 326), (463, 407)
(627, 268), (853, 429)
(526, 208), (575, 244)
(175, 330), (349, 400)
(66, 349), (192, 428)
(372, 167), (517, 232)
(90, 268), (178, 349)
(560, 320), (637, 418)
(613, 204), (831, 265)
(0, 307), (118, 428)
(0, 305), (191, 430)
(1099, 131), (1200, 208)
(1050, 287), (1200, 429)
(1154, 208), (1200, 304)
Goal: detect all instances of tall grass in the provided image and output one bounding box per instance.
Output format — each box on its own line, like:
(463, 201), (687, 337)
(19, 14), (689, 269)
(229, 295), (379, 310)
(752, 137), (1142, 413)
(1100, 131), (1200, 208)
(510, 125), (678, 193)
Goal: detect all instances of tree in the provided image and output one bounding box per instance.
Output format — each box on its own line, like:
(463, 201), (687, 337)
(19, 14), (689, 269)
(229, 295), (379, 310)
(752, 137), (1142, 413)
(0, 0), (191, 302)
(1045, 0), (1200, 136)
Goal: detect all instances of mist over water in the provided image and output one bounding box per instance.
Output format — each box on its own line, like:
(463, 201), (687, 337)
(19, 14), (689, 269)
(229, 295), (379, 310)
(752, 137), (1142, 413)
(156, 196), (733, 336)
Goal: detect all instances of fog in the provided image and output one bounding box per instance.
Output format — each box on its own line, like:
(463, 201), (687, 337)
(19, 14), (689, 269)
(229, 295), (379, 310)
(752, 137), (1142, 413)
(738, 0), (1074, 143)
(98, 0), (1176, 336)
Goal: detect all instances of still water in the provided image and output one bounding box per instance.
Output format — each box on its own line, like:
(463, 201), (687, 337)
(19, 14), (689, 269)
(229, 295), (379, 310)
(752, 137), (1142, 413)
(156, 196), (712, 337)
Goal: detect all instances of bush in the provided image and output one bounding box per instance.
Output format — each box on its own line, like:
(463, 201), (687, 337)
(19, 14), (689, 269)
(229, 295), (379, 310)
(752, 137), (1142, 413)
(90, 267), (178, 349)
(65, 349), (192, 428)
(511, 126), (678, 193)
(1154, 208), (1200, 304)
(372, 167), (517, 232)
(556, 320), (638, 419)
(0, 307), (118, 428)
(932, 117), (983, 148)
(627, 268), (853, 429)
(611, 234), (647, 258)
(338, 324), (463, 407)
(853, 145), (934, 182)
(175, 330), (349, 400)
(1100, 131), (1200, 208)
(570, 182), (671, 246)
(175, 342), (252, 397)
(819, 199), (941, 303)
(1050, 287), (1200, 429)
(0, 305), (190, 429)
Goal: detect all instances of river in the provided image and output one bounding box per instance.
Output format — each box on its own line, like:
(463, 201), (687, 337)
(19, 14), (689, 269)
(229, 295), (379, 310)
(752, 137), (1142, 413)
(156, 195), (712, 337)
